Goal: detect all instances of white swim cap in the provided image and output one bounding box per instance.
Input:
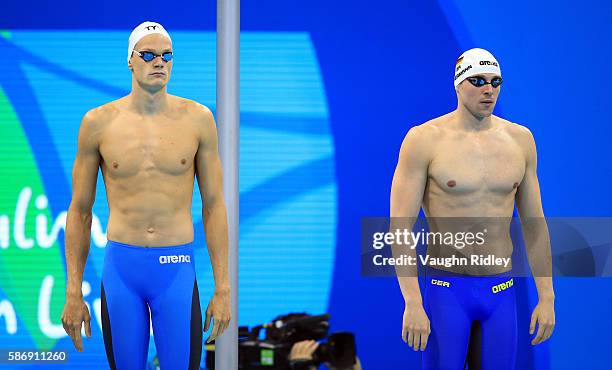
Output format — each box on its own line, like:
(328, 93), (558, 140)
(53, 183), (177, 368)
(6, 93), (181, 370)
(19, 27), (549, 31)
(127, 21), (172, 63)
(453, 48), (501, 88)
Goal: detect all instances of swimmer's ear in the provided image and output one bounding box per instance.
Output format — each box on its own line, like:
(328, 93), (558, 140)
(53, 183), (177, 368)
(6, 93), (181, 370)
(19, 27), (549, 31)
(128, 59), (133, 72)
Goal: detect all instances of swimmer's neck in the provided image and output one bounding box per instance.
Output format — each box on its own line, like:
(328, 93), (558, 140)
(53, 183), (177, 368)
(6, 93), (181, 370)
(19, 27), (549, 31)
(128, 83), (169, 116)
(452, 104), (493, 131)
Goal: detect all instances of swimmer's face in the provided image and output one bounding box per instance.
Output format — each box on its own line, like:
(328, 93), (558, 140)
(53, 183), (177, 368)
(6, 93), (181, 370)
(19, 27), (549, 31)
(128, 33), (173, 90)
(456, 73), (501, 119)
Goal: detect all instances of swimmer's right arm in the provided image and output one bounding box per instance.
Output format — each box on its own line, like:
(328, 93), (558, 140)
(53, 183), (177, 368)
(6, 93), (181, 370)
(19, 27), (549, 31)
(390, 126), (431, 351)
(62, 110), (100, 351)
(66, 110), (100, 298)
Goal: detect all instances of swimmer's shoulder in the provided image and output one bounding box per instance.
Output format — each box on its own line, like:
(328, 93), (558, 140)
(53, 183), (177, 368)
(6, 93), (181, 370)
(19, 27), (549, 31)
(399, 115), (448, 160)
(84, 98), (126, 125)
(168, 95), (217, 143)
(422, 113), (454, 134)
(495, 116), (536, 148)
(494, 116), (537, 159)
(169, 94), (214, 121)
(78, 98), (124, 144)
(404, 114), (448, 144)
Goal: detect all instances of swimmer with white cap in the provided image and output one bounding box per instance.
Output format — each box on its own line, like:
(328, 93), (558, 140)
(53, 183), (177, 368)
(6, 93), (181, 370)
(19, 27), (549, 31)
(127, 21), (174, 93)
(62, 21), (231, 369)
(390, 47), (555, 369)
(453, 47), (503, 119)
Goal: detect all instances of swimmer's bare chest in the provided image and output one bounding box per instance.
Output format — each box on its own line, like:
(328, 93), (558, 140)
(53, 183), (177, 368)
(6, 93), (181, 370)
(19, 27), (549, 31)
(98, 107), (200, 245)
(99, 112), (198, 181)
(424, 128), (526, 217)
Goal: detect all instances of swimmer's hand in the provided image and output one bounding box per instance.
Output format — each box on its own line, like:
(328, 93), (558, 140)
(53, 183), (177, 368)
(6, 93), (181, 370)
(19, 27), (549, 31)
(61, 294), (92, 352)
(530, 297), (555, 345)
(204, 288), (231, 343)
(402, 300), (430, 351)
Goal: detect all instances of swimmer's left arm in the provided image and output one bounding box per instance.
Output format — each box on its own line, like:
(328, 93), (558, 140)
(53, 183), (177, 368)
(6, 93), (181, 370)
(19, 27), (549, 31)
(194, 104), (231, 341)
(515, 126), (555, 345)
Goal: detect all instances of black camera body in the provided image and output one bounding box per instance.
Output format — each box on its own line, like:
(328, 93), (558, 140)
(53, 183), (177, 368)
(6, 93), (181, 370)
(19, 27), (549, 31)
(206, 313), (356, 370)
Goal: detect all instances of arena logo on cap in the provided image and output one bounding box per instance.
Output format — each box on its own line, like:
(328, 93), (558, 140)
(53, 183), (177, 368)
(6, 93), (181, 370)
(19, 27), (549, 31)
(479, 60), (499, 67)
(145, 25), (158, 31)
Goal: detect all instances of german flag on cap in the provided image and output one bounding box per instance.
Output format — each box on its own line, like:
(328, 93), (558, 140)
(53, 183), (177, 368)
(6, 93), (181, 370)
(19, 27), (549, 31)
(455, 56), (464, 71)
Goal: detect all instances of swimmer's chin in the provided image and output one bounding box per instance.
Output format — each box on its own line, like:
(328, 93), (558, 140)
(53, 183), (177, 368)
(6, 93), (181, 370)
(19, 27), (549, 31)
(145, 75), (168, 84)
(474, 107), (495, 118)
(137, 80), (168, 92)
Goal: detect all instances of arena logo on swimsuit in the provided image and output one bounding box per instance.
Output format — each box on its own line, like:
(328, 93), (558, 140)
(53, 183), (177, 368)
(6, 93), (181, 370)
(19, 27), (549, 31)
(491, 278), (514, 294)
(158, 255), (191, 264)
(431, 279), (451, 288)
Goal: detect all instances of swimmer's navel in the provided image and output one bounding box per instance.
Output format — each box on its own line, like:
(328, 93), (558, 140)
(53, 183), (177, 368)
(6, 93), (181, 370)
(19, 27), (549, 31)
(447, 180), (457, 188)
(147, 227), (155, 234)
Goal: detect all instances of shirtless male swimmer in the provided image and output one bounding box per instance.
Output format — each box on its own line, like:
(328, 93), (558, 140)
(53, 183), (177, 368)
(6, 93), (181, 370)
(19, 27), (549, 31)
(390, 48), (555, 369)
(60, 22), (231, 369)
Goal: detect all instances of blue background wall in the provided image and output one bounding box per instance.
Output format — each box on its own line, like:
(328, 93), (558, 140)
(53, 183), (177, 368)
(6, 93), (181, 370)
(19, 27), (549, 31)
(1, 0), (611, 369)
